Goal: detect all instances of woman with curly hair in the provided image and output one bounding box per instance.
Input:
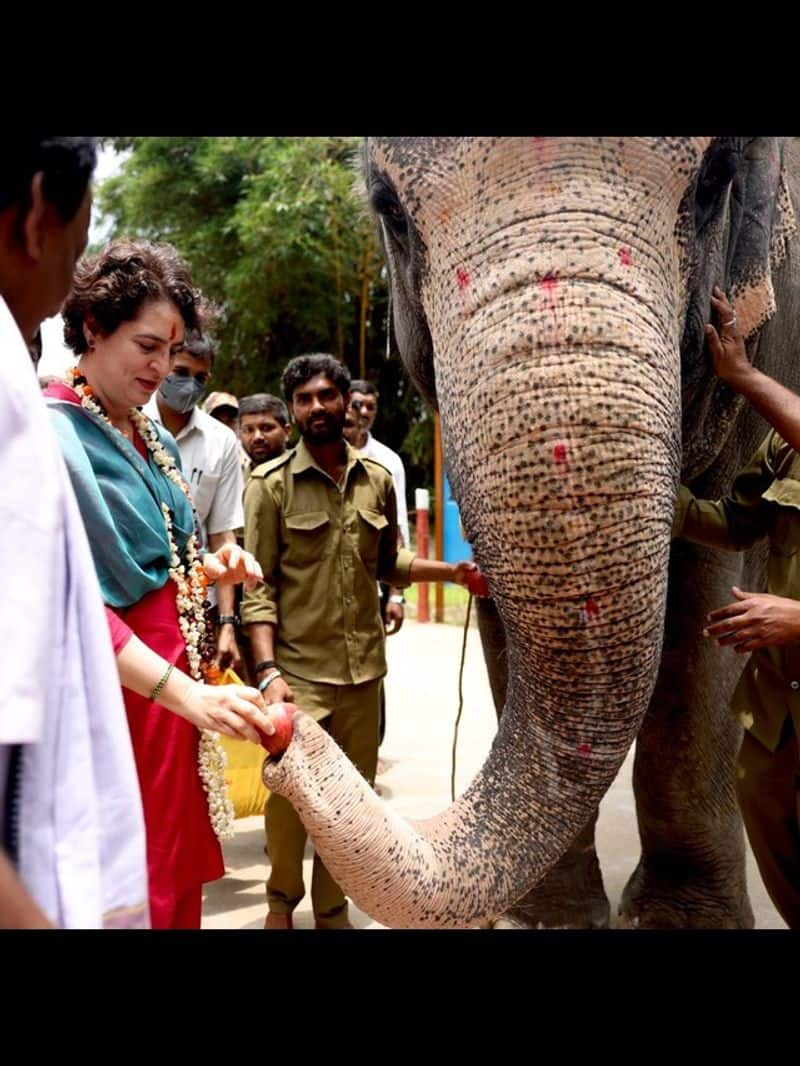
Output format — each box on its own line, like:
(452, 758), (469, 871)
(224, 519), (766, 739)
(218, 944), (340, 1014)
(44, 239), (274, 929)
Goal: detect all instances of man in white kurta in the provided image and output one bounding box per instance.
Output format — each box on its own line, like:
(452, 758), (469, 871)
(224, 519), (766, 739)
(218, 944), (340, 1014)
(0, 296), (149, 927)
(0, 137), (148, 928)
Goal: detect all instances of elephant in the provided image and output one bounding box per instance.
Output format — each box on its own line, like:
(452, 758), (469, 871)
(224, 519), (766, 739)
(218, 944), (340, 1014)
(262, 137), (800, 928)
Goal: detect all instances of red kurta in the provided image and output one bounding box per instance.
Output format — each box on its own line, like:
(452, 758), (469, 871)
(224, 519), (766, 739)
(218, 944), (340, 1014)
(115, 580), (224, 927)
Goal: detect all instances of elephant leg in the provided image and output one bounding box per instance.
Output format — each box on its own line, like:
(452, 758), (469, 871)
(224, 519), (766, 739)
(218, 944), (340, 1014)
(619, 542), (755, 929)
(475, 596), (610, 929)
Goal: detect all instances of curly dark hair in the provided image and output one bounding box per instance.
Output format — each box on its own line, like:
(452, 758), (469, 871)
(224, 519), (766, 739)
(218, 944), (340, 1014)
(281, 353), (351, 405)
(62, 238), (212, 355)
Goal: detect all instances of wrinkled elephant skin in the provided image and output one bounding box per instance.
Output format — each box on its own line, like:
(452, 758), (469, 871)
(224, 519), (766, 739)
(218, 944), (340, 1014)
(264, 138), (800, 928)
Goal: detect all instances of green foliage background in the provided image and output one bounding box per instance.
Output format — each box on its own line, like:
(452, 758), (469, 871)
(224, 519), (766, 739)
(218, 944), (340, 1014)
(96, 136), (434, 500)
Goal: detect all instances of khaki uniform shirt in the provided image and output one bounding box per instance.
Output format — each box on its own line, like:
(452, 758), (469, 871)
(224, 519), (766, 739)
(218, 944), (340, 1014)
(673, 429), (800, 751)
(241, 438), (415, 685)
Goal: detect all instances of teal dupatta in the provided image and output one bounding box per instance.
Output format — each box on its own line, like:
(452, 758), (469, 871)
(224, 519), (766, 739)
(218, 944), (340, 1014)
(46, 396), (196, 608)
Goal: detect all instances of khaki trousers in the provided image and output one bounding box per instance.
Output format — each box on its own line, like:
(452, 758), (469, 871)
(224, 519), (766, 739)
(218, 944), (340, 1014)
(265, 673), (381, 927)
(736, 721), (800, 929)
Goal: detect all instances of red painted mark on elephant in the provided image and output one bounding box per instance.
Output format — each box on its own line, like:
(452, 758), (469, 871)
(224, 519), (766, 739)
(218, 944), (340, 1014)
(583, 598), (600, 619)
(577, 743), (593, 756)
(540, 273), (558, 293)
(456, 267), (471, 290)
(618, 247), (632, 267)
(552, 442), (569, 468)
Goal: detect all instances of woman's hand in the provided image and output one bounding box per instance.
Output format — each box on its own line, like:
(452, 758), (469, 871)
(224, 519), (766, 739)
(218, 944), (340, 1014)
(203, 543), (263, 591)
(705, 286), (752, 389)
(178, 681), (275, 744)
(704, 585), (800, 653)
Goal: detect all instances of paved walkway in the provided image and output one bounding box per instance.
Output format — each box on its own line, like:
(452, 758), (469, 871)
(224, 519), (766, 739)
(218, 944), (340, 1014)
(202, 618), (785, 930)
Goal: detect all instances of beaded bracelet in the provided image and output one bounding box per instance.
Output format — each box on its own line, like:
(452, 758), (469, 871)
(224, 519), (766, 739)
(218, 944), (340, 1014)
(150, 663), (175, 702)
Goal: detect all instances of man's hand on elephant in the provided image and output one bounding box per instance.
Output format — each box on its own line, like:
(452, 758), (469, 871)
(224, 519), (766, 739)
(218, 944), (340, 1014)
(705, 286), (751, 390)
(452, 562), (491, 597)
(451, 561), (478, 587)
(703, 585), (800, 653)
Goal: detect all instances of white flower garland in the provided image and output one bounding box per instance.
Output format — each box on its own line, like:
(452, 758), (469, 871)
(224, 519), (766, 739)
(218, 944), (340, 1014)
(69, 369), (235, 842)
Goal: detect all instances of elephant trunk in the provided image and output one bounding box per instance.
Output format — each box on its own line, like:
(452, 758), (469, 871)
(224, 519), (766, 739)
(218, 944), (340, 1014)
(263, 264), (681, 925)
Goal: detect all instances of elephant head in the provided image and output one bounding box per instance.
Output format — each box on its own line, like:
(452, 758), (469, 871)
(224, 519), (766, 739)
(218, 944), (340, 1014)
(263, 137), (797, 927)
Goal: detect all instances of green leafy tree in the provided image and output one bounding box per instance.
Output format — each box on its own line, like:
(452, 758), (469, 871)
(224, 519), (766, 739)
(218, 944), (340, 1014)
(96, 136), (434, 500)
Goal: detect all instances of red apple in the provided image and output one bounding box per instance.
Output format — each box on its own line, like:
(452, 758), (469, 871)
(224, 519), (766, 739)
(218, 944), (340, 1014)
(258, 702), (296, 756)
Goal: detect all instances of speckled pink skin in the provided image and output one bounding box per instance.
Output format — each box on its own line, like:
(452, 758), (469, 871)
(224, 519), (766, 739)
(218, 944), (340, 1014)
(265, 139), (799, 928)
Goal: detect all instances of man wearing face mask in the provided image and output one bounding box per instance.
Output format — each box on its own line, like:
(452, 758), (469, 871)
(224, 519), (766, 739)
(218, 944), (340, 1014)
(144, 330), (246, 671)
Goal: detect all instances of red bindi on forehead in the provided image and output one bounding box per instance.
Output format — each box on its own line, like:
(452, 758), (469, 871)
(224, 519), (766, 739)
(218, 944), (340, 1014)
(169, 322), (177, 341)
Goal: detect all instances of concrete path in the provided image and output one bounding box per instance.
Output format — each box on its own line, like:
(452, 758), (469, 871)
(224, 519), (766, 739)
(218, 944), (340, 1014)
(202, 618), (785, 930)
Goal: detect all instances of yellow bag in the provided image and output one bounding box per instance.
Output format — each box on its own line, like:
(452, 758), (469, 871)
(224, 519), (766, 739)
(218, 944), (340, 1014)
(214, 667), (270, 819)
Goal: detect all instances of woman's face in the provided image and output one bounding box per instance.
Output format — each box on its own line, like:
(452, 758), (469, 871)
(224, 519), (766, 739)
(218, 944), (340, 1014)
(82, 299), (185, 413)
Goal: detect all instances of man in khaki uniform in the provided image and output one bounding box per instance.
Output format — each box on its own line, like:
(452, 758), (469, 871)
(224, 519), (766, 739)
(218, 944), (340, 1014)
(674, 286), (800, 929)
(242, 353), (475, 929)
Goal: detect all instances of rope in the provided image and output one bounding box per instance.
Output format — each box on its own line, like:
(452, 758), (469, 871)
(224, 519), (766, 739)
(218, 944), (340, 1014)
(450, 592), (473, 802)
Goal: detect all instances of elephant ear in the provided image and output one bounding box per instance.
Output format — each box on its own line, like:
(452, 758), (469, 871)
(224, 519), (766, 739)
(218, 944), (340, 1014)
(728, 139), (797, 339)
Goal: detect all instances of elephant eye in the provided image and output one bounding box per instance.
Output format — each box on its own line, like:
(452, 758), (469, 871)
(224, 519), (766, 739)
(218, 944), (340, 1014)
(369, 180), (408, 238)
(694, 141), (741, 230)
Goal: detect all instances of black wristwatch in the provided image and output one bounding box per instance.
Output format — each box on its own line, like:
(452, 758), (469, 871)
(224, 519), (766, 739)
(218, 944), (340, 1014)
(218, 614), (240, 627)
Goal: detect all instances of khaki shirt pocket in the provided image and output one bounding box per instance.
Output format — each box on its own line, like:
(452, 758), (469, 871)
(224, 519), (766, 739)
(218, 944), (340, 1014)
(357, 507), (388, 566)
(284, 510), (332, 562)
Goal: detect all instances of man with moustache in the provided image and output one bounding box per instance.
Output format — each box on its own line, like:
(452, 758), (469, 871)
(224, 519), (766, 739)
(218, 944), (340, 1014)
(242, 353), (475, 929)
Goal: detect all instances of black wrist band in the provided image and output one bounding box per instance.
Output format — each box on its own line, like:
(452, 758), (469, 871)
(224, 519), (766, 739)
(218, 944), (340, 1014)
(255, 659), (277, 673)
(218, 614), (240, 627)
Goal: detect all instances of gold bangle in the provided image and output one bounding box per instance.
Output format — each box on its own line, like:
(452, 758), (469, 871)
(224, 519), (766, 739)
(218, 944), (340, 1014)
(150, 663), (174, 702)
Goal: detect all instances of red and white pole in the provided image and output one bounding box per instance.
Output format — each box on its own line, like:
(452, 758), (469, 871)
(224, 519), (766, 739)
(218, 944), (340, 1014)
(415, 488), (430, 624)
